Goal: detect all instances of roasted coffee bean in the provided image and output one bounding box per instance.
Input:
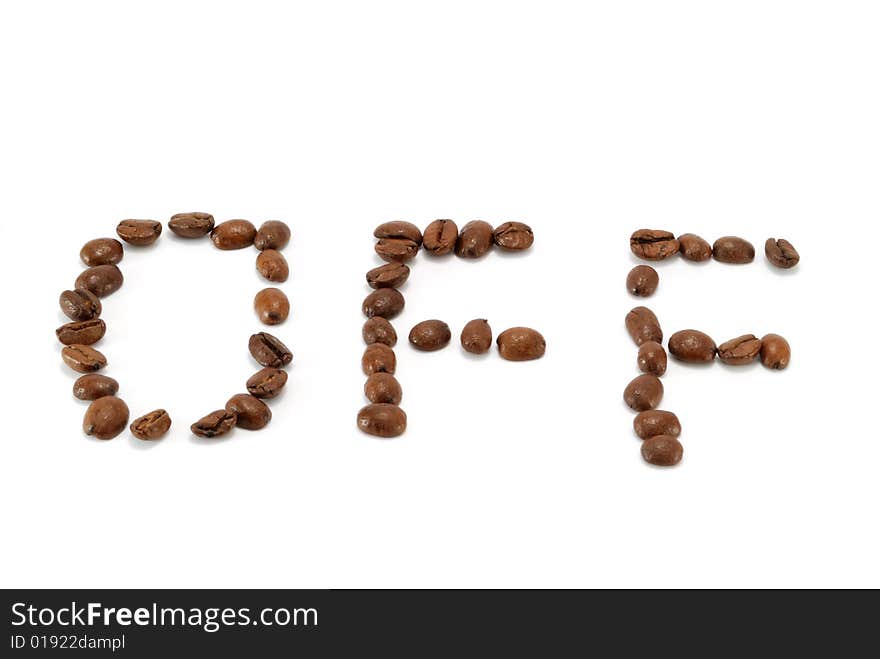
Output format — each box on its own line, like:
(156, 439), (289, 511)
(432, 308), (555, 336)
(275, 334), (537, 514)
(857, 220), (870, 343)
(246, 367), (288, 399)
(116, 220), (162, 246)
(460, 319), (492, 354)
(718, 334), (762, 366)
(713, 236), (755, 264)
(493, 222), (534, 251)
(623, 375), (664, 412)
(73, 374), (119, 401)
(760, 334), (791, 370)
(255, 249), (289, 282)
(211, 219), (257, 250)
(409, 320), (452, 352)
(374, 221), (422, 245)
(56, 319), (106, 346)
(130, 409), (171, 440)
(364, 373), (403, 405)
(254, 287), (290, 325)
(249, 332), (293, 368)
(669, 330), (717, 364)
(677, 233), (712, 262)
(375, 238), (420, 262)
(191, 410), (237, 438)
(455, 220), (494, 258)
(83, 396), (129, 440)
(362, 288), (405, 319)
(630, 229), (680, 261)
(627, 265), (659, 297)
(362, 343), (396, 375)
(80, 238), (124, 266)
(357, 403), (407, 438)
(637, 341), (667, 377)
(226, 394), (272, 430)
(75, 264), (123, 298)
(62, 344), (107, 373)
(641, 435), (683, 467)
(366, 262), (410, 289)
(423, 219), (458, 255)
(168, 212), (215, 238)
(625, 307), (662, 346)
(765, 238), (800, 269)
(59, 288), (102, 321)
(362, 317), (397, 346)
(497, 327), (546, 361)
(633, 410), (681, 440)
(254, 221), (291, 251)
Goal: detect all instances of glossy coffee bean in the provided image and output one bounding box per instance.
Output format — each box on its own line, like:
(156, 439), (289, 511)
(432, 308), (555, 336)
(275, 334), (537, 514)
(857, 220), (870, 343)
(75, 264), (123, 298)
(362, 318), (397, 346)
(211, 220), (257, 250)
(254, 288), (290, 325)
(226, 394), (272, 430)
(117, 219), (162, 246)
(497, 327), (546, 361)
(456, 221), (494, 258)
(366, 262), (409, 289)
(357, 404), (407, 438)
(249, 332), (293, 368)
(713, 236), (755, 264)
(718, 334), (762, 366)
(374, 221), (422, 245)
(191, 410), (237, 438)
(765, 238), (799, 269)
(73, 374), (119, 401)
(630, 229), (679, 261)
(760, 334), (791, 370)
(409, 320), (452, 351)
(641, 435), (683, 467)
(130, 409), (171, 440)
(256, 249), (289, 282)
(246, 367), (288, 399)
(423, 219), (458, 255)
(59, 288), (102, 321)
(633, 410), (681, 440)
(668, 330), (717, 364)
(168, 212), (215, 238)
(56, 319), (106, 346)
(460, 319), (492, 355)
(80, 238), (124, 266)
(254, 221), (291, 251)
(625, 307), (662, 346)
(493, 222), (534, 251)
(62, 344), (107, 373)
(83, 396), (129, 440)
(678, 233), (712, 262)
(637, 341), (667, 377)
(364, 373), (403, 405)
(362, 343), (396, 375)
(627, 265), (659, 297)
(362, 288), (405, 319)
(375, 238), (419, 262)
(623, 374), (664, 412)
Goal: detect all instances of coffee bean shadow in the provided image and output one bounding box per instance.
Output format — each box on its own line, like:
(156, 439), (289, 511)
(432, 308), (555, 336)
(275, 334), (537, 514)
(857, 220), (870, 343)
(460, 347), (492, 362)
(188, 432), (235, 445)
(717, 360), (762, 373)
(764, 260), (800, 277)
(492, 248), (533, 261)
(129, 435), (164, 450)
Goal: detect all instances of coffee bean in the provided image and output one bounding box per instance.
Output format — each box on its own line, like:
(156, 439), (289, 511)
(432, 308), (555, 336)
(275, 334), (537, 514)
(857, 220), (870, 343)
(374, 221), (422, 245)
(62, 344), (107, 373)
(455, 221), (494, 258)
(56, 319), (106, 346)
(364, 373), (403, 405)
(73, 374), (119, 401)
(460, 319), (492, 354)
(168, 212), (215, 238)
(249, 332), (293, 368)
(423, 219), (458, 255)
(75, 264), (123, 298)
(211, 220), (257, 250)
(630, 229), (680, 261)
(765, 238), (800, 269)
(497, 327), (546, 361)
(246, 367), (288, 399)
(254, 287), (290, 325)
(83, 396), (129, 440)
(59, 288), (102, 321)
(362, 343), (396, 375)
(130, 409), (171, 440)
(80, 238), (124, 266)
(677, 233), (712, 262)
(625, 307), (662, 346)
(191, 410), (237, 438)
(375, 238), (420, 262)
(117, 220), (162, 246)
(254, 221), (291, 251)
(713, 236), (755, 264)
(362, 288), (405, 319)
(366, 262), (409, 290)
(226, 394), (272, 430)
(255, 249), (289, 282)
(668, 330), (717, 364)
(718, 334), (762, 366)
(362, 318), (397, 346)
(641, 435), (683, 467)
(357, 403), (407, 438)
(637, 341), (667, 376)
(493, 222), (534, 251)
(627, 265), (659, 297)
(760, 334), (791, 370)
(633, 410), (681, 440)
(624, 374), (664, 412)
(409, 320), (451, 351)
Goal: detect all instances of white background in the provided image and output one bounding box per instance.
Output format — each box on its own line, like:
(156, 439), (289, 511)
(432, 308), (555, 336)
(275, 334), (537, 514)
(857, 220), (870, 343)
(1, 0), (878, 589)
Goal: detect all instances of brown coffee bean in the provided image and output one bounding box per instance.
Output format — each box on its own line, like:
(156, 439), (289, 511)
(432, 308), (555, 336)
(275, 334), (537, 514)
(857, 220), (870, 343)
(362, 288), (405, 319)
(456, 221), (494, 258)
(627, 265), (659, 297)
(56, 319), (106, 346)
(59, 288), (102, 321)
(364, 373), (403, 405)
(765, 238), (800, 269)
(493, 222), (534, 251)
(168, 212), (215, 238)
(83, 396), (129, 440)
(637, 341), (667, 377)
(366, 262), (409, 289)
(226, 394), (272, 430)
(254, 288), (290, 325)
(357, 403), (407, 438)
(253, 220), (291, 251)
(669, 330), (717, 364)
(362, 343), (396, 375)
(211, 220), (257, 250)
(760, 334), (791, 370)
(630, 229), (680, 261)
(718, 334), (762, 366)
(191, 410), (237, 438)
(362, 318), (397, 346)
(256, 249), (289, 283)
(80, 238), (124, 266)
(409, 320), (452, 351)
(62, 344), (107, 373)
(73, 374), (119, 401)
(460, 319), (492, 354)
(423, 219), (458, 255)
(130, 409), (171, 440)
(116, 220), (162, 246)
(497, 327), (546, 361)
(677, 233), (712, 262)
(713, 236), (755, 264)
(75, 264), (123, 298)
(249, 332), (293, 368)
(641, 435), (683, 467)
(625, 307), (663, 346)
(374, 221), (422, 245)
(633, 410), (681, 440)
(246, 367), (288, 399)
(375, 238), (419, 262)
(624, 375), (664, 412)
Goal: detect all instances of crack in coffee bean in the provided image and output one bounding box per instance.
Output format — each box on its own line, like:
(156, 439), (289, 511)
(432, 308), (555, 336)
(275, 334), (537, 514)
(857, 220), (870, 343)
(249, 332), (293, 368)
(56, 318), (106, 346)
(168, 212), (215, 238)
(191, 410), (237, 438)
(765, 238), (800, 269)
(116, 220), (162, 246)
(422, 219), (458, 255)
(130, 409), (171, 440)
(62, 344), (108, 373)
(630, 229), (680, 261)
(718, 334), (762, 366)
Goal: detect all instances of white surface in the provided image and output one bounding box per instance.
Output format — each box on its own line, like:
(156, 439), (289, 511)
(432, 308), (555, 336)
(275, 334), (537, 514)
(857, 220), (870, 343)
(1, 0), (878, 589)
